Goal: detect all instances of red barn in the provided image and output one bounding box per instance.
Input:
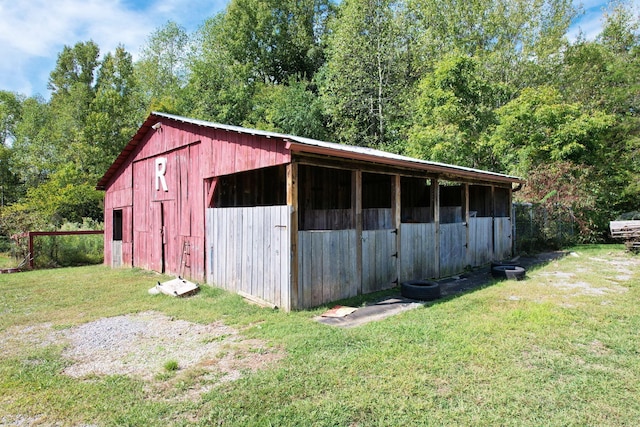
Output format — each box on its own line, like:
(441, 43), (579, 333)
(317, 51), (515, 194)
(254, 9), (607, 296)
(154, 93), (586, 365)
(98, 112), (522, 311)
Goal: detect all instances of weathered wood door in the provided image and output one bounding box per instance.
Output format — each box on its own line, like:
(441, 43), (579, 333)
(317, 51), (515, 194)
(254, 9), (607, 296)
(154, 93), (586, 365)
(151, 201), (176, 274)
(439, 223), (467, 277)
(150, 201), (165, 273)
(361, 228), (397, 294)
(400, 223), (437, 281)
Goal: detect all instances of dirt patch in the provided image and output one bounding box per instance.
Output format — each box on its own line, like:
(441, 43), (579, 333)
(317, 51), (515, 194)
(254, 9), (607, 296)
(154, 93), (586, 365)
(60, 312), (284, 385)
(538, 269), (630, 297)
(1, 311), (284, 399)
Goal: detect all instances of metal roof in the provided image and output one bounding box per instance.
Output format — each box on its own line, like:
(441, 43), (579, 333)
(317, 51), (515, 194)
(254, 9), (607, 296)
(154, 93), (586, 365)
(96, 111), (521, 190)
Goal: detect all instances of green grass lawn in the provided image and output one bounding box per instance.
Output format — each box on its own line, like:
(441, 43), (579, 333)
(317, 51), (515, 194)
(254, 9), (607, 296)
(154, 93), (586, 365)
(1, 244), (639, 426)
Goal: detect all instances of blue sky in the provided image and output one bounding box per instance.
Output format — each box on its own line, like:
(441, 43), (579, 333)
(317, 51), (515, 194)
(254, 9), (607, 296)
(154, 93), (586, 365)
(0, 0), (634, 99)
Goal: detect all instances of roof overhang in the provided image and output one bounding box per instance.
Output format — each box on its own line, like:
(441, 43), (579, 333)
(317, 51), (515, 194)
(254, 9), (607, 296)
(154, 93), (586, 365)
(97, 112), (522, 190)
(284, 139), (521, 185)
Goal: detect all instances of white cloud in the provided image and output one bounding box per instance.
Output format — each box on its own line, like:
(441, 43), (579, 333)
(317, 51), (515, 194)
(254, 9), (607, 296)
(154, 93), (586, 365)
(0, 0), (227, 97)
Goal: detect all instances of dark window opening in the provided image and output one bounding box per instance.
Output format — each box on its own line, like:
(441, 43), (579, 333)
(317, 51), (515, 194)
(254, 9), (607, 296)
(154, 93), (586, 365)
(214, 165), (286, 208)
(113, 210), (123, 241)
(469, 185), (492, 217)
(299, 165), (352, 230)
(362, 172), (392, 230)
(494, 187), (510, 217)
(401, 177), (432, 223)
(440, 183), (464, 224)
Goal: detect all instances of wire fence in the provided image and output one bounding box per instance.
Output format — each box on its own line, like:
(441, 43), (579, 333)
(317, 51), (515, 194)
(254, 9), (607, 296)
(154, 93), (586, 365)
(513, 203), (578, 254)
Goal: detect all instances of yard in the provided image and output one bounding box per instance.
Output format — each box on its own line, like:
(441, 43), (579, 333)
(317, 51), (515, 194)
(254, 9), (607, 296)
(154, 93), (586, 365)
(1, 244), (639, 426)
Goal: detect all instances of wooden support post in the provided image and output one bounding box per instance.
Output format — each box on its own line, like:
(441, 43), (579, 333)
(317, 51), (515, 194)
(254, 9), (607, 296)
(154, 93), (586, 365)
(353, 170), (363, 294)
(433, 178), (440, 278)
(391, 174), (401, 285)
(287, 163), (299, 311)
(509, 185), (515, 256)
(205, 177), (218, 208)
(491, 185), (496, 261)
(464, 183), (470, 266)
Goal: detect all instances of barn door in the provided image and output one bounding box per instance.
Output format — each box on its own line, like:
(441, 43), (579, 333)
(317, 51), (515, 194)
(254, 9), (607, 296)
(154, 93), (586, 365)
(361, 228), (397, 293)
(360, 173), (397, 293)
(151, 201), (166, 273)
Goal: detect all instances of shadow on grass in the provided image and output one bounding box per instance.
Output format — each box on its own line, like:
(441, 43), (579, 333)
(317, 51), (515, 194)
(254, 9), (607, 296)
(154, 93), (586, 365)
(313, 250), (568, 327)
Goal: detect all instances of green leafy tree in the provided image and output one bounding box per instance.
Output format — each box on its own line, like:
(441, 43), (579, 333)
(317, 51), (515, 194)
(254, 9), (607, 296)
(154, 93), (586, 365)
(8, 42), (141, 229)
(244, 78), (328, 139)
(183, 14), (256, 124)
(406, 55), (506, 168)
(408, 0), (575, 87)
(135, 21), (190, 112)
(0, 91), (23, 206)
(185, 1), (332, 125)
(489, 86), (616, 238)
(10, 96), (57, 188)
(222, 0), (332, 83)
(86, 45), (144, 173)
(556, 3), (640, 217)
(489, 86), (615, 175)
(0, 91), (23, 147)
(321, 0), (414, 150)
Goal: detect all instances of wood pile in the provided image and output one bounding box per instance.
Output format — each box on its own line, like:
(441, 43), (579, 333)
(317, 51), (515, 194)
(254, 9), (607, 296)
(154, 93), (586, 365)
(610, 220), (640, 252)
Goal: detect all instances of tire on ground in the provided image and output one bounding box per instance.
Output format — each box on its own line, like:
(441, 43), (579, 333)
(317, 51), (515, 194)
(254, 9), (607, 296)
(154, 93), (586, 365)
(491, 265), (526, 280)
(401, 280), (441, 301)
(491, 260), (522, 269)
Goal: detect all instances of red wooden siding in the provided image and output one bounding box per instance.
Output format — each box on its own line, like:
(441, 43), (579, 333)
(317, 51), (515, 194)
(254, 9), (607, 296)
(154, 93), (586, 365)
(103, 118), (291, 281)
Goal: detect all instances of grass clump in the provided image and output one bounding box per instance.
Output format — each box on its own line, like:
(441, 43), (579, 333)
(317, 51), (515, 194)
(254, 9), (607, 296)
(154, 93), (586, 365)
(163, 360), (179, 372)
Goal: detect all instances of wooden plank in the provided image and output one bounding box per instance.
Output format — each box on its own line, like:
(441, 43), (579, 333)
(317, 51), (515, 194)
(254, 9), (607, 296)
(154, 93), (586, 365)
(494, 217), (512, 261)
(361, 231), (373, 293)
(433, 179), (440, 277)
(439, 223), (466, 277)
(610, 220), (640, 237)
(322, 232), (334, 303)
(287, 163), (298, 311)
(362, 229), (396, 293)
(298, 231), (311, 308)
(468, 218), (492, 267)
(464, 183), (470, 266)
(262, 207), (271, 303)
(400, 223), (437, 281)
(353, 170), (362, 295)
(206, 206), (290, 309)
(297, 229), (358, 308)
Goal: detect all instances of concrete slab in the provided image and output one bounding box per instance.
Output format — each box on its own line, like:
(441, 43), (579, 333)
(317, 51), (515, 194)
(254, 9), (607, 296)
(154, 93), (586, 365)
(315, 297), (424, 328)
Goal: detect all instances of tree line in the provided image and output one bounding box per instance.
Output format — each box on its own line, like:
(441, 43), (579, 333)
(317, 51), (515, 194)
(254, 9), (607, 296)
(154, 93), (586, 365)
(0, 0), (638, 245)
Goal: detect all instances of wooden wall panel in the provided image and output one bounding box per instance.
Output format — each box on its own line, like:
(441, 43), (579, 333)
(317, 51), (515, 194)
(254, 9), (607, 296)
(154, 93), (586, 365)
(206, 206), (291, 310)
(361, 229), (397, 294)
(363, 208), (393, 230)
(439, 223), (467, 277)
(205, 129), (290, 178)
(399, 223), (437, 281)
(128, 145), (206, 281)
(468, 218), (493, 267)
(297, 230), (358, 308)
(494, 217), (512, 261)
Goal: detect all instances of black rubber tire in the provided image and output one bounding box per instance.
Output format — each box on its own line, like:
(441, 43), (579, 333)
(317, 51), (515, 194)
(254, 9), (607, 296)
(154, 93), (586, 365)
(491, 265), (526, 280)
(401, 280), (441, 301)
(491, 260), (522, 269)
